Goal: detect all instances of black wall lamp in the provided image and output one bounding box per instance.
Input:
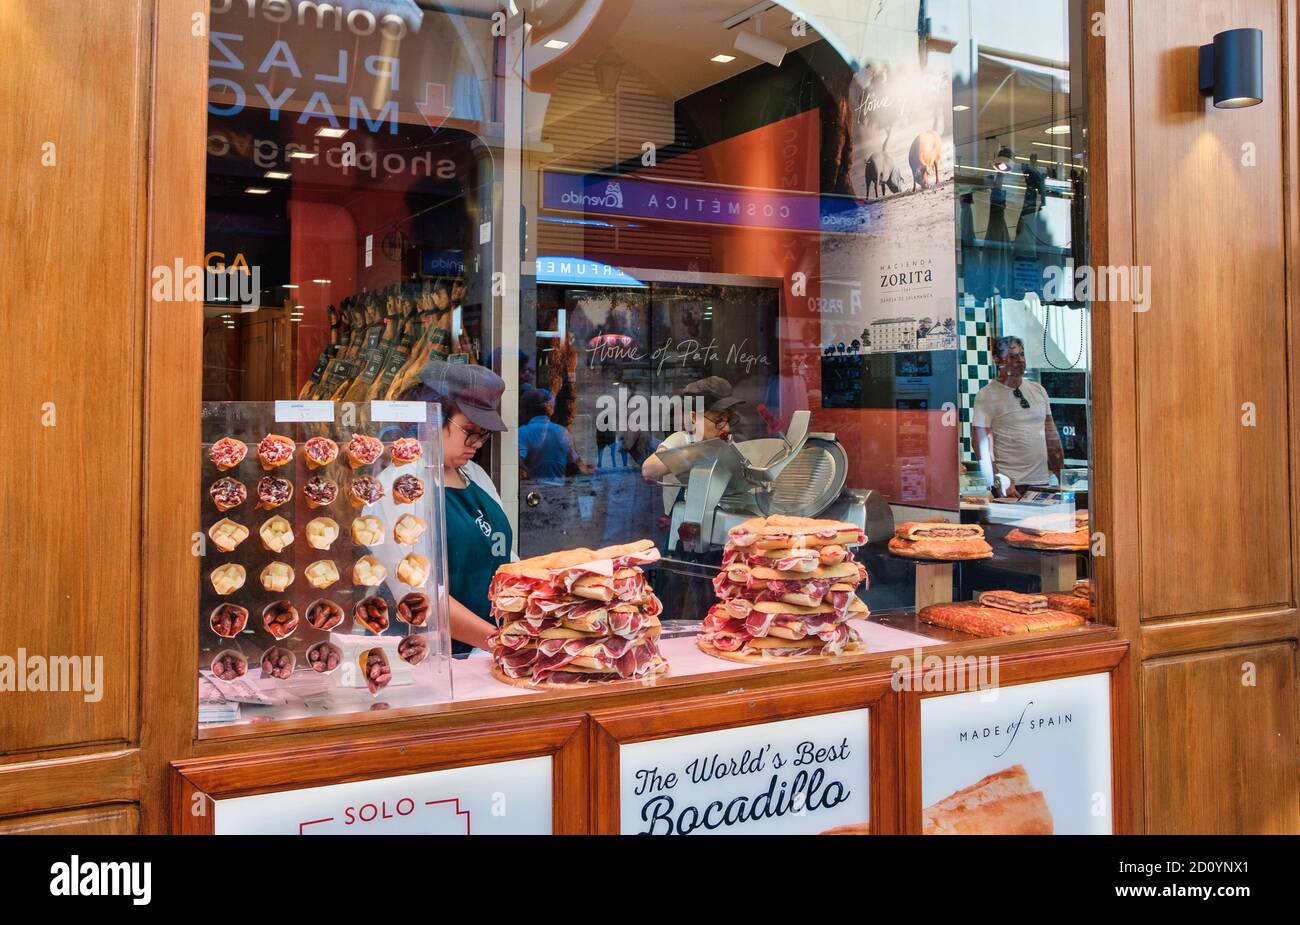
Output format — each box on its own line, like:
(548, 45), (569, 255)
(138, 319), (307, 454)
(1199, 28), (1264, 108)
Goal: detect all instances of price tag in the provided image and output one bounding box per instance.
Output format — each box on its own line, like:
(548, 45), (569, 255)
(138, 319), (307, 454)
(371, 401), (428, 423)
(274, 400), (335, 423)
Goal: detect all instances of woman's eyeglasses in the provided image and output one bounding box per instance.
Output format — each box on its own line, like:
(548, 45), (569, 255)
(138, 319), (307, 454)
(1013, 388), (1031, 410)
(450, 418), (492, 448)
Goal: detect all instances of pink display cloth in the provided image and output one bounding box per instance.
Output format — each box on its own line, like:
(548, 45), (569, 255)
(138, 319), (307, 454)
(450, 618), (938, 702)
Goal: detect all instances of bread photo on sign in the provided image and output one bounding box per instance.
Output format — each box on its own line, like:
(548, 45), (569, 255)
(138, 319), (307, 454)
(922, 765), (1054, 835)
(487, 540), (667, 689)
(1005, 511), (1090, 551)
(697, 515), (870, 664)
(888, 521), (994, 561)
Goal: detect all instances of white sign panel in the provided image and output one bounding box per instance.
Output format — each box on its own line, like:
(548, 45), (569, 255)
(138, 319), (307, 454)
(619, 709), (870, 835)
(370, 400), (428, 423)
(273, 400), (334, 423)
(921, 672), (1112, 835)
(213, 756), (551, 835)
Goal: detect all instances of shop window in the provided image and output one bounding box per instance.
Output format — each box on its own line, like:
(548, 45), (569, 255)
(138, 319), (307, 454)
(198, 0), (1095, 727)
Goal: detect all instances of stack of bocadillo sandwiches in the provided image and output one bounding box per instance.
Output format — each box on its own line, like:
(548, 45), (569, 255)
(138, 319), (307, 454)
(487, 540), (668, 688)
(920, 589), (1085, 637)
(698, 515), (870, 662)
(888, 521), (993, 560)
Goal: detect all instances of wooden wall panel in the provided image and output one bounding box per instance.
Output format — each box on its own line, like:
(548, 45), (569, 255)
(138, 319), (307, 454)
(0, 0), (146, 752)
(0, 804), (139, 835)
(1142, 643), (1298, 833)
(1131, 0), (1292, 619)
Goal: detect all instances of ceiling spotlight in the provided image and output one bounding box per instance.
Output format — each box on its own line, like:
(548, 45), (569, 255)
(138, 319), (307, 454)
(315, 127), (347, 138)
(287, 151), (318, 160)
(544, 39), (568, 50)
(1045, 124), (1072, 135)
(711, 54), (736, 63)
(734, 29), (787, 68)
(245, 187), (270, 195)
(312, 279), (331, 285)
(953, 104), (970, 112)
(282, 284), (298, 289)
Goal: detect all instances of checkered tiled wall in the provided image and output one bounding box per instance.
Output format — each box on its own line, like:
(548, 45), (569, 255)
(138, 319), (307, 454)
(959, 302), (993, 462)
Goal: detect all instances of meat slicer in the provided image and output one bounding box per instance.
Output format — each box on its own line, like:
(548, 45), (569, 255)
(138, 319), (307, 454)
(656, 410), (893, 555)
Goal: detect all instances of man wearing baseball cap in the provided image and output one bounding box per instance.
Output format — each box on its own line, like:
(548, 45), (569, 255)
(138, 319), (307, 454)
(401, 362), (513, 653)
(640, 376), (744, 482)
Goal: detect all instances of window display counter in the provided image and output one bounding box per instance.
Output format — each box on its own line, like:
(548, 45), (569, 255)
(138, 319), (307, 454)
(171, 623), (1128, 835)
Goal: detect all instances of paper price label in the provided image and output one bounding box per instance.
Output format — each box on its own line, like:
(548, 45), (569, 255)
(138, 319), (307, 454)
(371, 401), (428, 423)
(274, 400), (335, 423)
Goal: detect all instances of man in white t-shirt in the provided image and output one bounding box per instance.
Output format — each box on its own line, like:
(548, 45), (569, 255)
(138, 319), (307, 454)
(971, 336), (1065, 498)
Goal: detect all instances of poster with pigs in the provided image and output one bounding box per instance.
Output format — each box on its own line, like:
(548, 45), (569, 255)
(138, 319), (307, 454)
(820, 16), (958, 358)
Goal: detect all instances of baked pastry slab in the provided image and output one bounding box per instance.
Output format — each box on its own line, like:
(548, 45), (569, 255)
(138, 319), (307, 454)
(1044, 593), (1093, 618)
(888, 536), (994, 560)
(1005, 528), (1089, 551)
(920, 602), (1085, 637)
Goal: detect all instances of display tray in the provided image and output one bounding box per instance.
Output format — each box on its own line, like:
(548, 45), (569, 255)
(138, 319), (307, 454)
(199, 611), (1107, 731)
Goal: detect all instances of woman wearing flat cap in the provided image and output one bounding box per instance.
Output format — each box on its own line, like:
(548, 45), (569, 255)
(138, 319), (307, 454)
(402, 363), (513, 652)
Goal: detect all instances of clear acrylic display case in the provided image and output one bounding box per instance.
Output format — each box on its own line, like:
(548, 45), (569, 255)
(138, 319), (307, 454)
(198, 401), (452, 728)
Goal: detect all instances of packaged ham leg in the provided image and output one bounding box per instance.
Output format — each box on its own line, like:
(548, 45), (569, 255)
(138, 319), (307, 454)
(487, 540), (669, 689)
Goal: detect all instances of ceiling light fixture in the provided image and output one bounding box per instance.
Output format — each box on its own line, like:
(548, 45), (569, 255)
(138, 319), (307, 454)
(734, 28), (787, 67)
(953, 104), (970, 112)
(544, 39), (568, 50)
(286, 151), (318, 160)
(264, 170), (291, 180)
(1045, 124), (1071, 135)
(245, 187), (270, 195)
(315, 127), (347, 138)
(711, 54), (736, 63)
